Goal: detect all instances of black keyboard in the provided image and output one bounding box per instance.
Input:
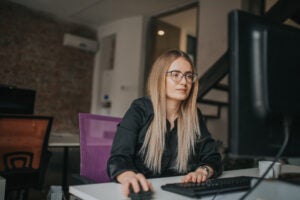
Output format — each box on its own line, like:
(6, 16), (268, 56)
(161, 176), (253, 198)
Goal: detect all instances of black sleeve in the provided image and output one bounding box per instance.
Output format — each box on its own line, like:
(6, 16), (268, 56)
(191, 109), (223, 178)
(107, 99), (147, 181)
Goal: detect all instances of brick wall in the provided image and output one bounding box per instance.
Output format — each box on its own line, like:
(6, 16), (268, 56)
(0, 1), (96, 133)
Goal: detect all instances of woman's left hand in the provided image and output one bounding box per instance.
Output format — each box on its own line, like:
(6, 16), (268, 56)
(181, 167), (211, 183)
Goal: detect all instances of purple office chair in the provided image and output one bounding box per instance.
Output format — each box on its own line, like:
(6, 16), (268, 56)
(78, 113), (122, 183)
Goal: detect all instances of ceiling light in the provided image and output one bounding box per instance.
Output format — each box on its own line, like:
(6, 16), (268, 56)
(157, 30), (165, 36)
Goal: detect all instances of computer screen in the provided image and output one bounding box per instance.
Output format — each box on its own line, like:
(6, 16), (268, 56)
(228, 10), (300, 158)
(0, 85), (36, 114)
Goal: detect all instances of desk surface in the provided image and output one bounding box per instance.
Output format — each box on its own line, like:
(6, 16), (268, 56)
(49, 132), (80, 147)
(69, 165), (300, 200)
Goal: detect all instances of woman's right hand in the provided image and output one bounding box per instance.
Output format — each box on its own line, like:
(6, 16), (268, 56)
(116, 171), (152, 197)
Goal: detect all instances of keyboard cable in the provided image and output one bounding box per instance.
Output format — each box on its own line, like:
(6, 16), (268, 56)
(239, 116), (291, 200)
(210, 188), (220, 200)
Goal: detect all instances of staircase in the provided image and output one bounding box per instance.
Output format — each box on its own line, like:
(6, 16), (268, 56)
(197, 51), (229, 120)
(197, 0), (300, 121)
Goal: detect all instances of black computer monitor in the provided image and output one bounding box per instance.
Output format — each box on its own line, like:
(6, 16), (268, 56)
(0, 85), (36, 114)
(228, 10), (300, 158)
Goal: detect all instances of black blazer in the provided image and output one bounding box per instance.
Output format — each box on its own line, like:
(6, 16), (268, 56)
(107, 97), (222, 181)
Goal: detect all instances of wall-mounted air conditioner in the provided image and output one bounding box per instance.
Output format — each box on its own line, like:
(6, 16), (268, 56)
(63, 33), (98, 53)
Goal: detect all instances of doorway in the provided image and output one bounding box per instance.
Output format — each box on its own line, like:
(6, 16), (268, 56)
(144, 3), (198, 88)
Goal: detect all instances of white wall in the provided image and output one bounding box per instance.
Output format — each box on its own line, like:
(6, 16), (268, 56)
(197, 0), (242, 147)
(91, 16), (145, 117)
(197, 0), (241, 75)
(91, 0), (243, 147)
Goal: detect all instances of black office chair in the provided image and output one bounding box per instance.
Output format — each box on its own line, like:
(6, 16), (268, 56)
(0, 114), (53, 200)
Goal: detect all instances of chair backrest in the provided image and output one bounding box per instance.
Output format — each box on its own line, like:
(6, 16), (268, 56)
(0, 114), (53, 171)
(78, 113), (121, 183)
(0, 114), (53, 191)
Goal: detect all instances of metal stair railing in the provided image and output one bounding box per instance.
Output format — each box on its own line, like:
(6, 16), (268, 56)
(197, 0), (300, 120)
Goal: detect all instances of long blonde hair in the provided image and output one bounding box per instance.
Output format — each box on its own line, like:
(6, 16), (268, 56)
(141, 49), (200, 174)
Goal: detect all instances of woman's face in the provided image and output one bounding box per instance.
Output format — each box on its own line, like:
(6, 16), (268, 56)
(165, 57), (193, 103)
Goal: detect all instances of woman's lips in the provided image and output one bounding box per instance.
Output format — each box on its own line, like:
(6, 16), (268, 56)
(176, 88), (186, 92)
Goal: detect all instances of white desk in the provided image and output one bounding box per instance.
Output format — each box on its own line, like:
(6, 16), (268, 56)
(0, 176), (5, 200)
(49, 132), (80, 147)
(49, 133), (80, 193)
(69, 165), (300, 200)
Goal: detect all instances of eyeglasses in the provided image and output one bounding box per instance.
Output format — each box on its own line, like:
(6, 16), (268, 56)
(166, 70), (198, 83)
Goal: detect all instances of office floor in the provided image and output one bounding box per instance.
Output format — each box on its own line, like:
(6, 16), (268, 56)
(28, 148), (80, 200)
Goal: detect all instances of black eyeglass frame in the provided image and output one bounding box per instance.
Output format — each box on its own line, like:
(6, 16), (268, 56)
(165, 70), (198, 83)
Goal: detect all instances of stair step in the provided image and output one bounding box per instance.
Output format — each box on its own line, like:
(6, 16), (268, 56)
(202, 89), (228, 103)
(203, 114), (220, 119)
(197, 99), (228, 106)
(214, 83), (229, 91)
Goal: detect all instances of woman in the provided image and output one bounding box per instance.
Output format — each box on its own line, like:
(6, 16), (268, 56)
(107, 49), (222, 197)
